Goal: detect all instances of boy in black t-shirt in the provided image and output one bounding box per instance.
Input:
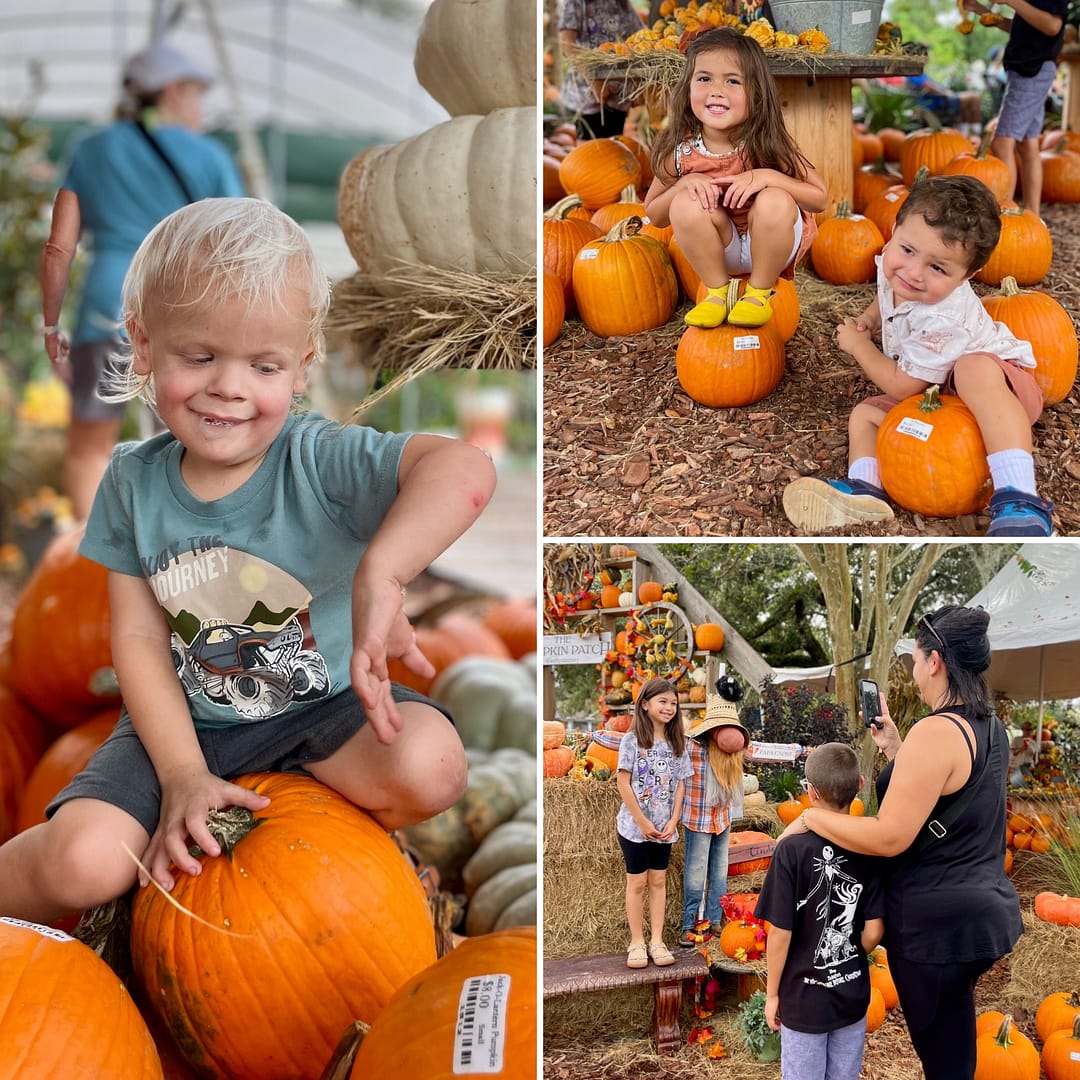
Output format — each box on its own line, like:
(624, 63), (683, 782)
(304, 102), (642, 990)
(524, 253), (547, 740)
(755, 744), (885, 1080)
(962, 0), (1067, 215)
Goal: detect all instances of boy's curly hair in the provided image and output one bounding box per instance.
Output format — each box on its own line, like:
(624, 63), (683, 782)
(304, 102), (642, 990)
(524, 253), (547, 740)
(894, 175), (1002, 273)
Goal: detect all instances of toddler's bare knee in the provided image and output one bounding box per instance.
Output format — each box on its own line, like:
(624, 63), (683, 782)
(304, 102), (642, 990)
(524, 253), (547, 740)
(395, 725), (468, 823)
(42, 824), (139, 911)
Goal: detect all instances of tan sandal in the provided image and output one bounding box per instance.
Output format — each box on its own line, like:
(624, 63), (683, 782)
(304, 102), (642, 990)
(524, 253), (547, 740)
(648, 941), (676, 966)
(627, 943), (649, 969)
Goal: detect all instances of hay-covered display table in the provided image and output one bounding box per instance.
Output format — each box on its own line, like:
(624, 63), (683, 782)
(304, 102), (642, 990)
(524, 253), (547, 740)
(579, 51), (925, 216)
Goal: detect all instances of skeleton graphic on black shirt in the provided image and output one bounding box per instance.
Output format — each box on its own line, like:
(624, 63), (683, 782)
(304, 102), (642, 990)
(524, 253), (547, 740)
(796, 844), (864, 969)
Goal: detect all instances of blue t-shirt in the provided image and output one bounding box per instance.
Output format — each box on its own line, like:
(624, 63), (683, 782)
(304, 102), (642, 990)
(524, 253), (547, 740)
(80, 412), (411, 728)
(62, 121), (243, 346)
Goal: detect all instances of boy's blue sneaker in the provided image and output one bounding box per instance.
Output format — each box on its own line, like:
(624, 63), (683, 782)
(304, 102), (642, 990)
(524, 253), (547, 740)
(986, 488), (1054, 536)
(782, 476), (894, 533)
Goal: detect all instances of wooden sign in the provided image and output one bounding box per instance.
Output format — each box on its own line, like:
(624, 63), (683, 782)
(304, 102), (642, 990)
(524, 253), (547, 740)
(542, 633), (612, 665)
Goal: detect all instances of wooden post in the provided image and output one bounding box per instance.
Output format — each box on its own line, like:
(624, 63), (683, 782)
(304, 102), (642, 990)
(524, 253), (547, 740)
(1060, 46), (1080, 133)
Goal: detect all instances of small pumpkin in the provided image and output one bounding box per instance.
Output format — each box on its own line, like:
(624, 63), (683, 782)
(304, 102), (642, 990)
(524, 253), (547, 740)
(543, 194), (603, 313)
(542, 720), (566, 750)
(853, 158), (903, 213)
(776, 798), (805, 826)
(558, 137), (642, 211)
(868, 948), (899, 1009)
(719, 917), (766, 960)
(600, 584), (624, 609)
(1035, 893), (1080, 926)
(605, 712), (633, 733)
(877, 385), (991, 517)
(572, 216), (678, 337)
(543, 267), (566, 347)
(975, 207), (1053, 287)
(543, 745), (575, 778)
(1042, 1015), (1080, 1080)
(809, 200), (883, 285)
(590, 183), (647, 235)
(637, 580), (664, 604)
(1040, 143), (1080, 204)
(349, 928), (536, 1079)
(1035, 990), (1080, 1043)
(899, 127), (973, 186)
(480, 596), (537, 660)
(676, 321), (786, 408)
(694, 622), (725, 652)
(865, 986), (887, 1034)
(975, 1013), (1040, 1080)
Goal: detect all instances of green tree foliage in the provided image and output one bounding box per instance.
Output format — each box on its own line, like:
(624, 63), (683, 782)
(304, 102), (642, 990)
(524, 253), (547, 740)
(885, 0), (1005, 86)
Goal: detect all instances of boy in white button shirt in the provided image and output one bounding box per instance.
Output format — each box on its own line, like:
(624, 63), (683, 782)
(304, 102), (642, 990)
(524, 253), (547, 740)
(783, 175), (1052, 536)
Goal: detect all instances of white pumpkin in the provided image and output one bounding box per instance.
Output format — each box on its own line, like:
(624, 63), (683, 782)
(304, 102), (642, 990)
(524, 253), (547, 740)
(618, 591), (635, 607)
(432, 657), (537, 754)
(414, 0), (535, 116)
(337, 107), (536, 293)
(743, 773), (760, 794)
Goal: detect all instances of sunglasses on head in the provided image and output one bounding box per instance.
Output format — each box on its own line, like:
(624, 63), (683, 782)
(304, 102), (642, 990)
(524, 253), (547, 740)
(919, 614), (947, 656)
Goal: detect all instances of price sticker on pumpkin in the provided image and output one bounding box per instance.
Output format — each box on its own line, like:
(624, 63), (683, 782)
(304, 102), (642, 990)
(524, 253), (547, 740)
(0, 916), (74, 942)
(733, 335), (761, 351)
(578, 248), (599, 260)
(895, 417), (933, 442)
(453, 973), (511, 1074)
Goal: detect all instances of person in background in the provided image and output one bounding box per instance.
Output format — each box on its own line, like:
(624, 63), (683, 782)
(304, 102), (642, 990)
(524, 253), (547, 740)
(41, 40), (243, 520)
(557, 0), (644, 139)
(962, 0), (1067, 215)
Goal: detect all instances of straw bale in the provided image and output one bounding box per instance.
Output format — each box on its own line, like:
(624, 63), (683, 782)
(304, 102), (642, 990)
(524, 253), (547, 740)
(1003, 907), (1080, 1016)
(324, 264), (535, 410)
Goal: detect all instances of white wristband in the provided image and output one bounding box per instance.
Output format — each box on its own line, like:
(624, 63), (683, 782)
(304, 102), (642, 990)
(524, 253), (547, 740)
(43, 325), (60, 335)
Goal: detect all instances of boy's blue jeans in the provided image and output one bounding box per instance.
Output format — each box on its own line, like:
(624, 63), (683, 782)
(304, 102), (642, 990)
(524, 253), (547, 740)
(681, 824), (730, 931)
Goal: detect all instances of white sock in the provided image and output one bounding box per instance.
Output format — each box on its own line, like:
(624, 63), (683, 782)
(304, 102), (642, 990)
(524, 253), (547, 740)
(987, 449), (1037, 495)
(848, 456), (881, 488)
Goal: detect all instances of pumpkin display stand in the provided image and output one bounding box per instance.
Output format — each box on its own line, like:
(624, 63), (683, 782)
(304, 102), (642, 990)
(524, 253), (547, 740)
(323, 264), (536, 409)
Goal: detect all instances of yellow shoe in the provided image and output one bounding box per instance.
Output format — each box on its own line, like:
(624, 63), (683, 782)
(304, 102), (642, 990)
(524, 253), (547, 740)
(684, 285), (731, 328)
(728, 282), (775, 327)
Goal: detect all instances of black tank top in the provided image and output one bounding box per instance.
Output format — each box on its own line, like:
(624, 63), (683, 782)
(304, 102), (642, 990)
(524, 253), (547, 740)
(874, 704), (1022, 964)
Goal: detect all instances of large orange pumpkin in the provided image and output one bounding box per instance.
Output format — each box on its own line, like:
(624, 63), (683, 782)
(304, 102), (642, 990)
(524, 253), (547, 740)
(694, 622), (725, 652)
(1042, 1016), (1080, 1080)
(350, 927), (536, 1079)
(941, 136), (1014, 203)
(543, 267), (566, 348)
(637, 580), (663, 604)
(0, 680), (50, 842)
(8, 526), (120, 724)
(877, 386), (991, 517)
(729, 830), (773, 874)
(809, 201), (883, 285)
(695, 275), (800, 343)
(14, 710), (119, 832)
(481, 597), (537, 660)
(614, 133), (654, 191)
(0, 917), (163, 1077)
(676, 322), (785, 407)
(975, 207), (1053, 287)
(131, 772), (437, 1080)
(981, 276), (1078, 407)
(586, 728), (624, 772)
(1035, 990), (1080, 1043)
(899, 127), (973, 186)
(388, 612), (511, 695)
(572, 216), (678, 337)
(975, 1014), (1041, 1080)
(558, 137), (642, 210)
(1040, 143), (1080, 204)
(543, 194), (603, 312)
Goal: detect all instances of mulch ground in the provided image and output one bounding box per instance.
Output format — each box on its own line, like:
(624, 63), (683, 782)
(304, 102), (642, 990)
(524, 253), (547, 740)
(542, 203), (1080, 538)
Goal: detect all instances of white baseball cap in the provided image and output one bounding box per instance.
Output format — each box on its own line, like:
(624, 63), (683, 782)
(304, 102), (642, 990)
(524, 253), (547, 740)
(123, 42), (214, 94)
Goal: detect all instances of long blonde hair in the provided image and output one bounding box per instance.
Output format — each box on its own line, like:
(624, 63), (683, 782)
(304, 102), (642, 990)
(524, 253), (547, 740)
(650, 27), (814, 184)
(704, 739), (744, 807)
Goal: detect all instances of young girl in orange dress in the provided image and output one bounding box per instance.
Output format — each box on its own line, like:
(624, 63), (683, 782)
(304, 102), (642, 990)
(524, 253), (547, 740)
(643, 27), (828, 329)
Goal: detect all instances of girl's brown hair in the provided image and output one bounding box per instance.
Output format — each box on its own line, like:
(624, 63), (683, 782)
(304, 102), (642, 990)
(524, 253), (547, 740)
(633, 678), (686, 755)
(650, 27), (813, 184)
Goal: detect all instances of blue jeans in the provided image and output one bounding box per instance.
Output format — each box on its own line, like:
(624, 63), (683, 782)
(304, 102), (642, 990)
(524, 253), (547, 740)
(780, 1017), (866, 1080)
(681, 825), (730, 931)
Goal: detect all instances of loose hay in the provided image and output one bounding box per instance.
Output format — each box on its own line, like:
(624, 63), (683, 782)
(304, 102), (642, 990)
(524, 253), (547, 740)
(1003, 907), (1080, 1017)
(325, 264), (536, 411)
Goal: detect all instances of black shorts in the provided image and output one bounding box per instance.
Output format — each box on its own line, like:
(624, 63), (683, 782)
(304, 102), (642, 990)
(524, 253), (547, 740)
(70, 340), (128, 422)
(46, 684), (451, 835)
(618, 832), (674, 874)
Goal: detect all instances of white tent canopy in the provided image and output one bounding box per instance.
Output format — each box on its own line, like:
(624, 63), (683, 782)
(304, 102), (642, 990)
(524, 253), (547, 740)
(897, 543), (1080, 703)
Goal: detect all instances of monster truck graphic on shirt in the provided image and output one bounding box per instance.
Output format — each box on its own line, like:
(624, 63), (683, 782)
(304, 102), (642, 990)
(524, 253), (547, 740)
(145, 539), (331, 720)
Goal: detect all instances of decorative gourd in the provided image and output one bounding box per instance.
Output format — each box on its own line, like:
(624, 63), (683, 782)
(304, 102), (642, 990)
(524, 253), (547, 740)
(981, 276), (1078, 407)
(8, 525), (120, 724)
(338, 107), (536, 293)
(809, 201), (883, 285)
(462, 820), (537, 908)
(558, 137), (642, 211)
(877, 385), (991, 517)
(694, 623), (725, 652)
(544, 194), (603, 312)
(480, 596), (536, 660)
(388, 613), (512, 696)
(430, 656), (536, 754)
(618, 590), (635, 607)
(0, 917), (163, 1078)
(899, 127), (973, 186)
(465, 862), (536, 936)
(942, 133), (1014, 202)
(676, 322), (786, 407)
(1042, 1016), (1080, 1080)
(131, 773), (437, 1080)
(975, 1014), (1040, 1080)
(543, 267), (566, 347)
(975, 207), (1053, 287)
(1036, 991), (1080, 1042)
(865, 987), (887, 1033)
(543, 745), (575, 777)
(349, 928), (536, 1079)
(14, 710), (118, 832)
(572, 217), (678, 337)
(1035, 893), (1080, 926)
(413, 0), (534, 116)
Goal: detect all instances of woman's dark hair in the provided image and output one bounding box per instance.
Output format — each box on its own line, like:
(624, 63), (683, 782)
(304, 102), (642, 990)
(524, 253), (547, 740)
(915, 604), (993, 719)
(633, 677), (686, 755)
(894, 175), (1002, 273)
(650, 27), (813, 183)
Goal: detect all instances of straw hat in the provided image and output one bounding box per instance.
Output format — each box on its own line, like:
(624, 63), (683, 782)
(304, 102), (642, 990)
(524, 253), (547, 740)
(685, 692), (751, 748)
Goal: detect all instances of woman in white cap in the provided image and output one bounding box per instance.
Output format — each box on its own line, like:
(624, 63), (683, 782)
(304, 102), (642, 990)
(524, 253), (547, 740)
(678, 677), (751, 947)
(41, 41), (243, 520)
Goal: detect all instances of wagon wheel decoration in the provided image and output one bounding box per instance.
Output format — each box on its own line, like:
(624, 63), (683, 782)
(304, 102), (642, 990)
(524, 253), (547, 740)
(622, 601), (695, 683)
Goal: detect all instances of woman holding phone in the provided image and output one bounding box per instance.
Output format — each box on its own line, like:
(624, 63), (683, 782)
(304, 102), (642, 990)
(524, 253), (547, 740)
(776, 605), (1020, 1080)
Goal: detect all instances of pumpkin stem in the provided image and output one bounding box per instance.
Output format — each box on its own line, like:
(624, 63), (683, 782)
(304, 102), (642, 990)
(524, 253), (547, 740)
(835, 199), (854, 219)
(73, 895), (132, 978)
(918, 384), (943, 413)
(545, 193), (585, 220)
(189, 805), (263, 859)
(430, 890), (463, 959)
(999, 275), (1021, 297)
(318, 1019), (371, 1080)
(606, 215), (644, 241)
(912, 166), (931, 186)
(993, 1014), (1017, 1046)
(617, 183), (640, 203)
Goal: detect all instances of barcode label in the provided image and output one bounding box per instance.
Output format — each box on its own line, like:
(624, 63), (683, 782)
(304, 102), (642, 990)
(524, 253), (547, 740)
(896, 417), (933, 442)
(733, 335), (761, 351)
(453, 973), (511, 1074)
(0, 917), (73, 942)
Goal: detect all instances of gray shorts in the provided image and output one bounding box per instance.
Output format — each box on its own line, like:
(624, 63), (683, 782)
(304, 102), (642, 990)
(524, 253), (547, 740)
(70, 340), (128, 422)
(780, 1017), (866, 1080)
(45, 684), (452, 836)
(996, 62), (1057, 141)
